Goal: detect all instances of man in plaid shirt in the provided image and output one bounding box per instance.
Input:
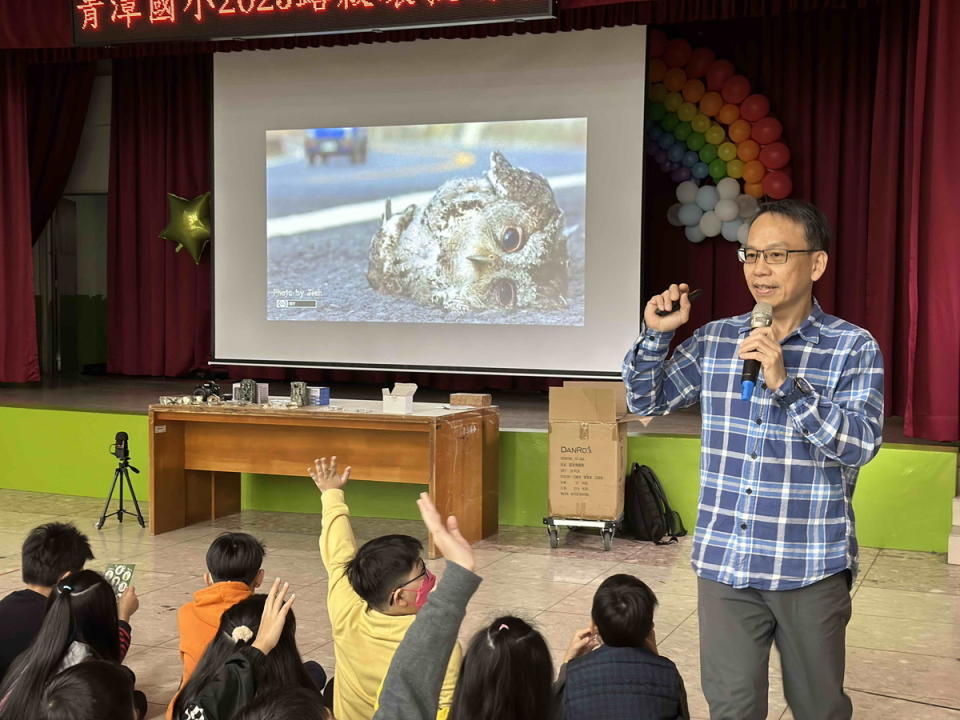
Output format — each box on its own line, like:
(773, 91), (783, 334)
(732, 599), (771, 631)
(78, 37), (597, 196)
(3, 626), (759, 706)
(623, 199), (883, 720)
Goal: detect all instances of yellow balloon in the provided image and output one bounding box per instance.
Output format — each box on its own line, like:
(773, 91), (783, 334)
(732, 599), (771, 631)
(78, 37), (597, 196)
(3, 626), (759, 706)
(691, 113), (711, 133)
(717, 141), (738, 162)
(664, 92), (683, 113)
(726, 158), (745, 179)
(159, 192), (211, 265)
(705, 124), (726, 145)
(677, 102), (698, 122)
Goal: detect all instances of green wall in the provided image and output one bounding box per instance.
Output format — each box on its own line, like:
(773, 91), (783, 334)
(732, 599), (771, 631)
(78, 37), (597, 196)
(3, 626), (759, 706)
(0, 407), (955, 552)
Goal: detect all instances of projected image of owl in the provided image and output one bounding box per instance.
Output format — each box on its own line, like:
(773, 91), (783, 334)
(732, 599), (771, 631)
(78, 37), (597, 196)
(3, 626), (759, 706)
(367, 151), (569, 314)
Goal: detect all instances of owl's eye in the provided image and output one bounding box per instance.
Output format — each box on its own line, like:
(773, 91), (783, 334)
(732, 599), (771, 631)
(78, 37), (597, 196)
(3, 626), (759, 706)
(499, 227), (526, 253)
(494, 278), (517, 307)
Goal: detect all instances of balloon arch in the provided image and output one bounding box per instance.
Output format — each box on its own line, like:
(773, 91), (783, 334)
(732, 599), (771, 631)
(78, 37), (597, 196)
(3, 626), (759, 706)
(645, 30), (793, 243)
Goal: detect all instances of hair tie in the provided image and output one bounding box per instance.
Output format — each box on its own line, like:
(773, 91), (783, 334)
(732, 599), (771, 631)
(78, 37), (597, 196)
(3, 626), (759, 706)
(57, 584), (73, 595)
(230, 625), (254, 643)
(497, 623), (509, 631)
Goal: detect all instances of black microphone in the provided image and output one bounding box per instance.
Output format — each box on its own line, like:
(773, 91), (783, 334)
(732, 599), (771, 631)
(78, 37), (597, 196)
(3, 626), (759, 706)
(740, 302), (773, 400)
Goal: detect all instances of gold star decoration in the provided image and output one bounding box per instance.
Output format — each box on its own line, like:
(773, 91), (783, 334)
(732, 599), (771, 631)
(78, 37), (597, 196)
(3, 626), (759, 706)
(159, 192), (212, 265)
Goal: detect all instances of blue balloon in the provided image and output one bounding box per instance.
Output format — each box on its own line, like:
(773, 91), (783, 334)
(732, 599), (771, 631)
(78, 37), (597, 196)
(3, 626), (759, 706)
(721, 219), (742, 242)
(649, 125), (664, 141)
(691, 161), (710, 180)
(657, 134), (675, 150)
(678, 203), (703, 227)
(696, 185), (720, 212)
(683, 151), (699, 168)
(668, 145), (685, 163)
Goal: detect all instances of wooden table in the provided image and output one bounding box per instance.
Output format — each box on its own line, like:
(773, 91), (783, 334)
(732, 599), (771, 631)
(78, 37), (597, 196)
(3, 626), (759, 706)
(148, 400), (499, 553)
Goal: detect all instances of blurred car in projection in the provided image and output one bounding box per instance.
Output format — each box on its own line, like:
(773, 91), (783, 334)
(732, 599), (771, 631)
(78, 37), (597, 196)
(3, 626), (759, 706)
(305, 127), (369, 165)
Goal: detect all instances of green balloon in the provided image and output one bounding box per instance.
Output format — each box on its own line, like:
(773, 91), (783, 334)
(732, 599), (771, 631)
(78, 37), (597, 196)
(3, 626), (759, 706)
(698, 144), (718, 163)
(648, 103), (666, 122)
(708, 158), (728, 181)
(661, 114), (679, 132)
(674, 121), (693, 142)
(159, 191), (212, 265)
(686, 132), (706, 152)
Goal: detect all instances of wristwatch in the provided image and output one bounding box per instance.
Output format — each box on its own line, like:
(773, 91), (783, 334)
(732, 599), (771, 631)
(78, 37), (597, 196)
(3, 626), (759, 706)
(776, 376), (814, 406)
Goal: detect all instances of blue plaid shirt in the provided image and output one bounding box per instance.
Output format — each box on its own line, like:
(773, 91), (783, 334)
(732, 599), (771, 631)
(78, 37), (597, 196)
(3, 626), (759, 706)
(622, 300), (884, 591)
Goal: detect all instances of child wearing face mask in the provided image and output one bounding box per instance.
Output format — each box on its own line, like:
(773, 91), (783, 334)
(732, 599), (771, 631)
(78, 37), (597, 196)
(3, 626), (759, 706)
(309, 457), (461, 720)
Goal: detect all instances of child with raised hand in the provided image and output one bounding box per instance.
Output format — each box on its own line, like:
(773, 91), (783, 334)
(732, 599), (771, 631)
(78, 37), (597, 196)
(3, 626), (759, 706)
(374, 492), (482, 720)
(310, 457), (461, 720)
(173, 578), (320, 720)
(555, 574), (689, 720)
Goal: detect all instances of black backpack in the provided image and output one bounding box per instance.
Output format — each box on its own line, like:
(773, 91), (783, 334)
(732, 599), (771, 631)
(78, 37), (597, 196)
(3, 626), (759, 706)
(624, 463), (687, 545)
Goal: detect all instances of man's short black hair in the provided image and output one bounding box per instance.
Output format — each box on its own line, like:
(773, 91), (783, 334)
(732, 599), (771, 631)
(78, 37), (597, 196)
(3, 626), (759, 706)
(345, 534), (423, 608)
(21, 522), (94, 587)
(591, 574), (658, 647)
(206, 533), (266, 585)
(754, 199), (831, 253)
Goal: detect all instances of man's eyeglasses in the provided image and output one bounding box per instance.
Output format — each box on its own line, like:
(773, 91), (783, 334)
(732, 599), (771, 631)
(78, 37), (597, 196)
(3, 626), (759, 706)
(394, 560), (427, 594)
(738, 248), (818, 264)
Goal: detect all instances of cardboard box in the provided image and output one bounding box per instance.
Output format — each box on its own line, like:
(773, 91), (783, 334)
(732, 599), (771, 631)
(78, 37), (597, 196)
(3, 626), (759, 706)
(547, 382), (630, 520)
(449, 393), (493, 407)
(383, 383), (417, 414)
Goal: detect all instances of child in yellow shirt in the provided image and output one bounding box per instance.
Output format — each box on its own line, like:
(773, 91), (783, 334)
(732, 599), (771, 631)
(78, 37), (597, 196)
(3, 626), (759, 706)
(310, 457), (460, 720)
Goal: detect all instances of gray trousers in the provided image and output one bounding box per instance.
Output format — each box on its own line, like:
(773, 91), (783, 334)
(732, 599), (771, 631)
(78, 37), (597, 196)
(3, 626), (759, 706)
(698, 572), (853, 720)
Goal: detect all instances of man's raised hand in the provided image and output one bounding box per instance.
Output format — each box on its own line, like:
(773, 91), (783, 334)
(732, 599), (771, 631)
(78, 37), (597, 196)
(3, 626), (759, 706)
(309, 456), (351, 493)
(417, 492), (474, 572)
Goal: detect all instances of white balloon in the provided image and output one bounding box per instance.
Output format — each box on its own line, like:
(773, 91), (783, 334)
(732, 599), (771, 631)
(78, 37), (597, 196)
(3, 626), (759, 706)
(737, 194), (759, 218)
(721, 219), (742, 242)
(699, 210), (722, 238)
(666, 203), (683, 227)
(696, 185), (720, 212)
(715, 199), (739, 222)
(685, 224), (706, 243)
(678, 203), (703, 227)
(737, 220), (751, 244)
(717, 177), (740, 200)
(676, 180), (699, 205)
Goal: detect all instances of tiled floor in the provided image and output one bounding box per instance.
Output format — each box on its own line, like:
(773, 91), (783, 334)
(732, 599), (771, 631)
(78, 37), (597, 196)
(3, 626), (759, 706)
(0, 489), (958, 719)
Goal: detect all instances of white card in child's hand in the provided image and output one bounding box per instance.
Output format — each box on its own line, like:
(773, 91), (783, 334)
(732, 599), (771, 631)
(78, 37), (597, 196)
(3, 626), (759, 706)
(104, 563), (136, 598)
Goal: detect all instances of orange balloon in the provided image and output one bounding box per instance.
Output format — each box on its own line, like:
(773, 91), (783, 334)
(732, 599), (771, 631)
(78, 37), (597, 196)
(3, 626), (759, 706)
(699, 91), (723, 117)
(742, 160), (766, 184)
(648, 58), (667, 84)
(717, 103), (740, 125)
(682, 78), (706, 104)
(729, 119), (752, 144)
(744, 182), (765, 199)
(664, 67), (687, 93)
(737, 139), (760, 162)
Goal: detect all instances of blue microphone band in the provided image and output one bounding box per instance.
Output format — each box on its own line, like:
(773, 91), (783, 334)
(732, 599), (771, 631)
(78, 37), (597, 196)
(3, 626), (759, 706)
(740, 380), (755, 401)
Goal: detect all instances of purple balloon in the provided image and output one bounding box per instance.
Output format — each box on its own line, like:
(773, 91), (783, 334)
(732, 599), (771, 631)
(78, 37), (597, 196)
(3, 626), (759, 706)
(664, 161), (678, 172)
(674, 166), (692, 181)
(645, 140), (658, 156)
(655, 150), (668, 165)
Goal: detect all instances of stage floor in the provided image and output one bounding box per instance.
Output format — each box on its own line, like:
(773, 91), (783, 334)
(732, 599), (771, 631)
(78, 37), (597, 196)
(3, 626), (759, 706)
(0, 375), (953, 446)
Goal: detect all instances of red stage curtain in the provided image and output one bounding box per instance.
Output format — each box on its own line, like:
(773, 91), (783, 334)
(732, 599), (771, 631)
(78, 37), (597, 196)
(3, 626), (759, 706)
(0, 53), (40, 382)
(107, 54), (212, 377)
(902, 0), (959, 441)
(27, 62), (97, 240)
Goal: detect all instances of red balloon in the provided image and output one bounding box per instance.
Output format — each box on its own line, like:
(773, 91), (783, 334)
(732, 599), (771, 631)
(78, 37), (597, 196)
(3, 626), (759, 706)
(721, 75), (751, 105)
(763, 170), (793, 199)
(758, 142), (791, 170)
(706, 59), (735, 92)
(663, 38), (693, 69)
(752, 116), (783, 145)
(648, 29), (668, 58)
(740, 94), (770, 122)
(686, 47), (716, 78)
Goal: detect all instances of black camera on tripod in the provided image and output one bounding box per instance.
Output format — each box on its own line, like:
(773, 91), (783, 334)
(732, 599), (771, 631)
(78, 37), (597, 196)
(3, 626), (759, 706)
(193, 381), (223, 402)
(97, 431), (145, 530)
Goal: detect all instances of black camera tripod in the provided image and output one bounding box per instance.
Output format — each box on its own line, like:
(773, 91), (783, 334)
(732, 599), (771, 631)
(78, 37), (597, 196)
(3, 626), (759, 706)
(97, 433), (146, 529)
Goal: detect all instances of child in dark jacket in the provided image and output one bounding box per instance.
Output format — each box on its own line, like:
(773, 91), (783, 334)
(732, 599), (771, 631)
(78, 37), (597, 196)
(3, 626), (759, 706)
(555, 574), (689, 720)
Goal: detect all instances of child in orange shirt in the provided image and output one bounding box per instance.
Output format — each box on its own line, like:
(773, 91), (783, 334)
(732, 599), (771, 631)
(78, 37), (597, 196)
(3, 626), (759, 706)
(166, 532), (265, 719)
